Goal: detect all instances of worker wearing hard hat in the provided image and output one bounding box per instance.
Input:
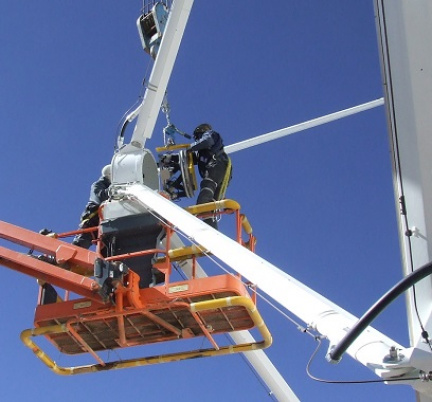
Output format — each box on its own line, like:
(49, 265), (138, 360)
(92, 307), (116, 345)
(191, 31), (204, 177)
(188, 123), (232, 229)
(72, 164), (111, 248)
(71, 164), (164, 289)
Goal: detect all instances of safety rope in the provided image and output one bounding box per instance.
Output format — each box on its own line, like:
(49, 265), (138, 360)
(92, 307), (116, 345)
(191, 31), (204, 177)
(161, 92), (191, 145)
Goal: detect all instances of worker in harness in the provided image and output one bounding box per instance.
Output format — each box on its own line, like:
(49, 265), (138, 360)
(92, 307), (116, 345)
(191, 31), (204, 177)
(72, 164), (111, 249)
(72, 164), (165, 289)
(188, 123), (232, 229)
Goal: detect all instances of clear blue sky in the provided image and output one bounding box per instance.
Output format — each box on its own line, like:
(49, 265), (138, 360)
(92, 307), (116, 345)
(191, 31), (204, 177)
(0, 1), (415, 401)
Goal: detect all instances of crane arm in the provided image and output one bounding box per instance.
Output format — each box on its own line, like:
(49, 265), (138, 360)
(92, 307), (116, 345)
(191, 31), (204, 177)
(130, 0), (194, 149)
(119, 183), (428, 386)
(0, 221), (101, 301)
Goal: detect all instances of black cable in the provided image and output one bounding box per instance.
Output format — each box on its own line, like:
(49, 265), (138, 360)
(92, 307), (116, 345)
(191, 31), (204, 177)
(329, 260), (432, 363)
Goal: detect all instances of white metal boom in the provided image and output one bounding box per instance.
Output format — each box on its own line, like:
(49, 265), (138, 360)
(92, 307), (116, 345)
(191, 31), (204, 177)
(130, 0), (193, 148)
(114, 183), (431, 396)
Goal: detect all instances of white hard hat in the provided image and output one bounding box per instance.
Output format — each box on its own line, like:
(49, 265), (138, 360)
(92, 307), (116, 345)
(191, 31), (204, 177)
(102, 164), (111, 181)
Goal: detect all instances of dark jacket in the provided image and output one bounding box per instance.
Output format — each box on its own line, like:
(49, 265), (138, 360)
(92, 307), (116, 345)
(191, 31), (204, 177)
(89, 176), (111, 206)
(190, 130), (225, 178)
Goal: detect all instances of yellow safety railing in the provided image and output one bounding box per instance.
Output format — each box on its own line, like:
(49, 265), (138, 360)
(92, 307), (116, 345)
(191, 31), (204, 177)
(153, 199), (256, 268)
(184, 198), (240, 216)
(20, 296), (271, 375)
(155, 143), (189, 153)
(185, 199), (256, 251)
(154, 244), (208, 264)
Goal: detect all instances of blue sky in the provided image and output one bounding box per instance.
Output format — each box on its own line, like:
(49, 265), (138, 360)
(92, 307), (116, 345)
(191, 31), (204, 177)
(0, 1), (415, 401)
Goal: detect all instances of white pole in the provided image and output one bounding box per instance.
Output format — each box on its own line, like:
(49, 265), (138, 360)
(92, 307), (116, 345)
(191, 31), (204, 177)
(225, 98), (384, 154)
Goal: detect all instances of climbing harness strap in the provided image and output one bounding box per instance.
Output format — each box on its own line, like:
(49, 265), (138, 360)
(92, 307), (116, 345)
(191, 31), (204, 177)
(217, 156), (232, 201)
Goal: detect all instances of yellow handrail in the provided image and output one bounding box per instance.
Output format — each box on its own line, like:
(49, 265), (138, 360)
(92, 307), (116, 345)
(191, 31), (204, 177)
(190, 296), (272, 348)
(184, 199), (240, 216)
(154, 244), (208, 264)
(185, 199), (256, 251)
(155, 144), (189, 152)
(240, 214), (253, 235)
(20, 296), (271, 375)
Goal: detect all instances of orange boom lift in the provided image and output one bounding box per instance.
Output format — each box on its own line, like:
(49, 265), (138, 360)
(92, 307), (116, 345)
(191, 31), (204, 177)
(0, 200), (271, 375)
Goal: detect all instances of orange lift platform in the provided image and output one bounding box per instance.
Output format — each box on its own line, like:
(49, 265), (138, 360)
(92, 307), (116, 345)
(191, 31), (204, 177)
(0, 199), (271, 375)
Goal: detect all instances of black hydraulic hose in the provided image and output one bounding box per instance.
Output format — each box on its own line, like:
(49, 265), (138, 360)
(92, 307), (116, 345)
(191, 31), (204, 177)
(115, 102), (142, 150)
(328, 261), (432, 363)
(117, 120), (129, 149)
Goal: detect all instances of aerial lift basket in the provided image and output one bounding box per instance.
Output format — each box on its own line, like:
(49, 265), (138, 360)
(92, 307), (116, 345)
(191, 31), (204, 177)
(0, 199), (270, 375)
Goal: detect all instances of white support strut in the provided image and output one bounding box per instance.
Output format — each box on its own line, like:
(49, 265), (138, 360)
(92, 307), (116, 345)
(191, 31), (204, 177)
(130, 0), (194, 148)
(225, 98), (384, 154)
(122, 183), (416, 381)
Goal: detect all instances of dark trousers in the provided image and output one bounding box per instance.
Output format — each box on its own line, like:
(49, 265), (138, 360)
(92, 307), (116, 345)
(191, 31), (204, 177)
(197, 154), (232, 229)
(72, 203), (99, 249)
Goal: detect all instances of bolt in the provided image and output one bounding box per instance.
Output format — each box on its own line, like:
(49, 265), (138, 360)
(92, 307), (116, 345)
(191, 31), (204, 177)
(419, 371), (432, 381)
(389, 346), (398, 360)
